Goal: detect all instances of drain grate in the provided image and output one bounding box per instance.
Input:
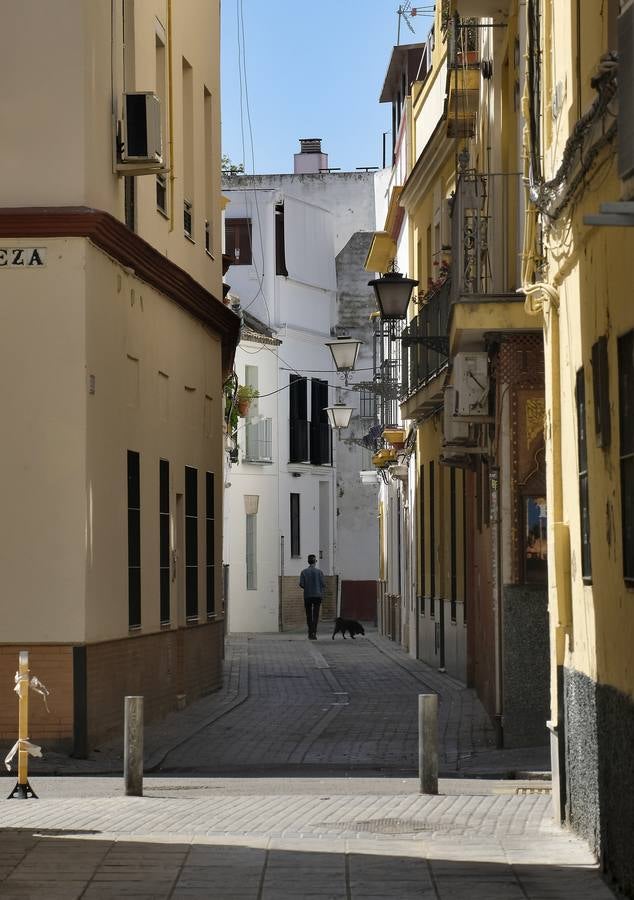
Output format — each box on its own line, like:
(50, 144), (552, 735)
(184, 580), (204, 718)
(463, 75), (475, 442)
(515, 787), (551, 795)
(146, 785), (222, 793)
(262, 674), (308, 678)
(310, 818), (451, 835)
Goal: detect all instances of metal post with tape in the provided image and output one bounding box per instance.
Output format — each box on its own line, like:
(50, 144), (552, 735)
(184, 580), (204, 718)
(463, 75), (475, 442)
(6, 651), (40, 799)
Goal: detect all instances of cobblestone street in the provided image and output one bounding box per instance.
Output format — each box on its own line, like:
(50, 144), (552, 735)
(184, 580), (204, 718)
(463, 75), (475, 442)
(0, 632), (616, 898)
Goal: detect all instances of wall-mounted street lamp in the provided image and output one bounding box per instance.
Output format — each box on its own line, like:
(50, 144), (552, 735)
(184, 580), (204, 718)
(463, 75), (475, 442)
(368, 267), (419, 320)
(324, 403), (354, 430)
(325, 336), (363, 385)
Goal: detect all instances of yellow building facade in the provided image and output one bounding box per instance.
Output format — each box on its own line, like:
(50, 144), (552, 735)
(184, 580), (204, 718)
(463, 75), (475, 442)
(516, 0), (634, 892)
(0, 0), (239, 751)
(369, 2), (550, 751)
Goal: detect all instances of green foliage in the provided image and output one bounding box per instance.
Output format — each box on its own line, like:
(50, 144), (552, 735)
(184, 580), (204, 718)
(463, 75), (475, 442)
(236, 384), (259, 403)
(222, 155), (245, 176)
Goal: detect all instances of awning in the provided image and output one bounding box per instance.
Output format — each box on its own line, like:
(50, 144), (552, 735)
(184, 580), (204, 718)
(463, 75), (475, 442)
(364, 231), (397, 273)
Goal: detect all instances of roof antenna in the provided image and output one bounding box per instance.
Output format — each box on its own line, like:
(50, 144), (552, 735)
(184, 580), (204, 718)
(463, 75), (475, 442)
(397, 5), (436, 43)
(396, 2), (416, 44)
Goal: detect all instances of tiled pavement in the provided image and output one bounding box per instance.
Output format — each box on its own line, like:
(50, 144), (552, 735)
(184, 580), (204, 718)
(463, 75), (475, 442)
(0, 630), (615, 898)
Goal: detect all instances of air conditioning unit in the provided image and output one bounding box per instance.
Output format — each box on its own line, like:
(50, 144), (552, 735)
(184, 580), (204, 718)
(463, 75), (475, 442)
(444, 387), (471, 444)
(453, 352), (489, 416)
(121, 92), (162, 165)
(618, 1), (634, 181)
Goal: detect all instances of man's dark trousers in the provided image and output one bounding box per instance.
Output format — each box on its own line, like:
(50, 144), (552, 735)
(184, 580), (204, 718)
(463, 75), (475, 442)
(304, 598), (321, 638)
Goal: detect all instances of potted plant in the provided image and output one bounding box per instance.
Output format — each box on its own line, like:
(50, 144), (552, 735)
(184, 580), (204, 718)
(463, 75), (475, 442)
(236, 384), (259, 417)
(382, 427), (406, 447)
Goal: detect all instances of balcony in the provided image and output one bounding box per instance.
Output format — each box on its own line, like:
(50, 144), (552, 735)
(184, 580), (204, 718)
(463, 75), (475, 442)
(400, 277), (451, 416)
(446, 65), (480, 138)
(450, 171), (539, 352)
(371, 317), (404, 428)
(244, 417), (273, 463)
(451, 172), (523, 299)
(446, 0), (511, 17)
(446, 18), (480, 138)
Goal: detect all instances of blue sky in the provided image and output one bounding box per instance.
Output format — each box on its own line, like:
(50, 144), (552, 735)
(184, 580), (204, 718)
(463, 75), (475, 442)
(221, 1), (434, 175)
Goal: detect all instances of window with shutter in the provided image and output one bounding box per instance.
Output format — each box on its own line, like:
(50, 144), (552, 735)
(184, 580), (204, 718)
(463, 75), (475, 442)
(225, 218), (252, 265)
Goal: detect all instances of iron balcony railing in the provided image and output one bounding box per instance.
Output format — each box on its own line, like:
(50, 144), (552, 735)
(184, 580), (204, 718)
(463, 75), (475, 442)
(450, 171), (524, 301)
(372, 318), (403, 427)
(244, 417), (273, 463)
(370, 172), (522, 403)
(401, 277), (451, 397)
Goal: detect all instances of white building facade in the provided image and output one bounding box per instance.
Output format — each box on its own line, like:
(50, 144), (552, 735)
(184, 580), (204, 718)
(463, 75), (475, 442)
(223, 142), (384, 631)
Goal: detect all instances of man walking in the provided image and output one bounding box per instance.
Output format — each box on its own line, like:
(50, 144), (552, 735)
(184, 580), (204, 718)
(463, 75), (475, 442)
(299, 554), (325, 640)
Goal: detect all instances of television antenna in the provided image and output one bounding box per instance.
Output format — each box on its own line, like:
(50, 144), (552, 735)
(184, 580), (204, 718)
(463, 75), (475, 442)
(396, 4), (436, 44)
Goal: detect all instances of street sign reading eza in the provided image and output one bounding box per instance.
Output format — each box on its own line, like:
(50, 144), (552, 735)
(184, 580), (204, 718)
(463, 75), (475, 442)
(0, 247), (46, 267)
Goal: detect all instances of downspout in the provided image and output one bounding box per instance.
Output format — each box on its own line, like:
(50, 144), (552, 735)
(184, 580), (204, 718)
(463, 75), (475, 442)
(111, 1), (117, 118)
(167, 0), (175, 232)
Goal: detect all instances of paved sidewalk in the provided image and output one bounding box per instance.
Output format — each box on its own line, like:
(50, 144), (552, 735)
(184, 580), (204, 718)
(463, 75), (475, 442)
(0, 778), (616, 899)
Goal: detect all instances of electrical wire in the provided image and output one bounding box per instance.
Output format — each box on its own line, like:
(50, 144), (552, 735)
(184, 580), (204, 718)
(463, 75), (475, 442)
(279, 366), (376, 374)
(233, 0), (272, 326)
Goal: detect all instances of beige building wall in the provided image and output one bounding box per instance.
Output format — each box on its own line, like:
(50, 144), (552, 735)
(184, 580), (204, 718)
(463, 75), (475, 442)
(0, 0), (236, 747)
(0, 240), (87, 644)
(0, 0), (223, 296)
(84, 241), (224, 643)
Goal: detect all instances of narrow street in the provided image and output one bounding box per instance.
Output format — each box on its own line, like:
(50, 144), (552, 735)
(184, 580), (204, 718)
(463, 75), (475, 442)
(1, 632), (616, 899)
(158, 631), (495, 775)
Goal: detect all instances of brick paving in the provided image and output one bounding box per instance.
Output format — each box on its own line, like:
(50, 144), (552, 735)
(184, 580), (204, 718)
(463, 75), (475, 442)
(157, 631), (496, 775)
(0, 630), (616, 898)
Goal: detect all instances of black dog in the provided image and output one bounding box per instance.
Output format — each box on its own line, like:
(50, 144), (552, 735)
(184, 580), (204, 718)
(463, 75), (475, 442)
(332, 617), (365, 640)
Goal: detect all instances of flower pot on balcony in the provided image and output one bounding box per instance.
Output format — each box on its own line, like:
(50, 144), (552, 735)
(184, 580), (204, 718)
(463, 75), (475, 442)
(382, 427), (406, 447)
(372, 448), (397, 468)
(236, 384), (259, 418)
(456, 50), (479, 67)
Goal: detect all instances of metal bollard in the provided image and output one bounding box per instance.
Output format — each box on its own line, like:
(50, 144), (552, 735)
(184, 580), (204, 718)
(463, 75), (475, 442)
(418, 693), (438, 795)
(124, 696), (144, 797)
(7, 651), (39, 799)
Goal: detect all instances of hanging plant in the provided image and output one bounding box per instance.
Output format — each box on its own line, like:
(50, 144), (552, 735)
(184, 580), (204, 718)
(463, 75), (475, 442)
(236, 384), (259, 417)
(224, 377), (239, 442)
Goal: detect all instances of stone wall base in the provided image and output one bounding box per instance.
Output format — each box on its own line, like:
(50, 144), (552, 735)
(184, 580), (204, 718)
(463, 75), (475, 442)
(0, 621), (224, 752)
(502, 584), (549, 748)
(564, 667), (634, 898)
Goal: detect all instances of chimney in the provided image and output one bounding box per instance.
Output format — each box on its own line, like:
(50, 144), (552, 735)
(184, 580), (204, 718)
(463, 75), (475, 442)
(294, 137), (329, 174)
